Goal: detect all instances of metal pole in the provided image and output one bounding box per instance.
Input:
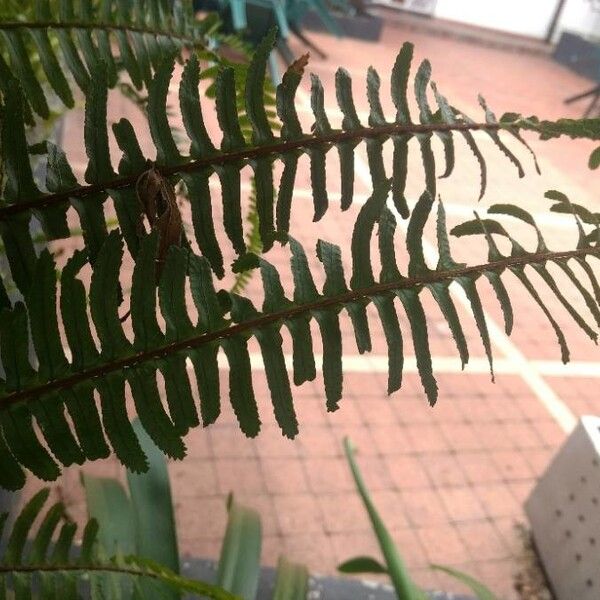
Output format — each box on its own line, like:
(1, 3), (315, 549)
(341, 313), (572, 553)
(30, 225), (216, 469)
(546, 0), (568, 43)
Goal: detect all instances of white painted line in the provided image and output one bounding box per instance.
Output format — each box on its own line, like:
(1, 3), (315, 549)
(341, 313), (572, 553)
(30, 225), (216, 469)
(294, 88), (579, 433)
(198, 351), (600, 378)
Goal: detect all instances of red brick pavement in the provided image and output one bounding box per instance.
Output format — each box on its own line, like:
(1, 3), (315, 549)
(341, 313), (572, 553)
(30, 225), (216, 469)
(29, 13), (600, 600)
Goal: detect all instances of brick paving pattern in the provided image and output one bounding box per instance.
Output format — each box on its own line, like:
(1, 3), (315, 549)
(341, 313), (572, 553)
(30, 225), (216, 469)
(28, 12), (600, 599)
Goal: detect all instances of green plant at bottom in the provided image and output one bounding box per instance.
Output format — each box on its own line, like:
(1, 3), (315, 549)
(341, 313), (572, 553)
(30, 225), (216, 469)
(79, 419), (307, 600)
(340, 438), (501, 600)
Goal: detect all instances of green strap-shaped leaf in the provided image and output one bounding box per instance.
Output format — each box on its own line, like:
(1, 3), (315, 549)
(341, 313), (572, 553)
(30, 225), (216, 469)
(336, 68), (361, 130)
(148, 56), (182, 165)
(478, 96), (525, 178)
(318, 239), (372, 354)
(277, 55), (308, 141)
(216, 67), (246, 152)
(0, 30), (49, 118)
(159, 246), (194, 342)
(366, 67), (386, 127)
(252, 157), (276, 251)
(131, 231), (165, 350)
(458, 275), (495, 380)
(484, 271), (514, 335)
(0, 303), (36, 392)
(97, 372), (148, 473)
(397, 289), (437, 405)
(309, 146), (329, 221)
(338, 556), (388, 574)
(127, 419), (180, 600)
(0, 80), (40, 204)
(180, 54), (216, 158)
(372, 295), (403, 394)
(60, 250), (100, 371)
(160, 354), (199, 434)
(310, 73), (332, 134)
(0, 428), (25, 491)
(217, 164), (246, 255)
(407, 191), (434, 276)
(130, 31), (153, 86)
(127, 365), (186, 460)
(25, 251), (69, 382)
(344, 439), (420, 599)
(273, 557), (309, 600)
(189, 344), (221, 427)
(30, 392), (84, 467)
(84, 64), (116, 184)
(112, 118), (147, 175)
(48, 140), (107, 261)
(29, 500), (64, 563)
(254, 321), (298, 437)
(62, 383), (110, 461)
(4, 489), (50, 565)
(54, 28), (91, 92)
(115, 30), (144, 90)
(245, 28), (276, 145)
(221, 337), (261, 437)
(217, 496), (262, 600)
(0, 403), (60, 481)
(276, 152), (300, 234)
(431, 565), (500, 600)
(351, 182), (391, 290)
(89, 231), (131, 359)
(29, 28), (74, 108)
(82, 474), (136, 556)
(189, 254), (226, 331)
(391, 42), (413, 123)
(337, 141), (356, 212)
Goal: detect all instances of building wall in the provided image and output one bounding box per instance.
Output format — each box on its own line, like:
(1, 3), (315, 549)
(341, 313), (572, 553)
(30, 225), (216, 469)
(432, 0), (599, 41)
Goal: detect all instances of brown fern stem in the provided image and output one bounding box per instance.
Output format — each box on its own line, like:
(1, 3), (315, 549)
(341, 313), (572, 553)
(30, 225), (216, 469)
(1, 245), (598, 408)
(0, 121), (503, 220)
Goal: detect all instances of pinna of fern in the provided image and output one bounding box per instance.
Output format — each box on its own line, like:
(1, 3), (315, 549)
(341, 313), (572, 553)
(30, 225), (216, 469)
(0, 182), (598, 490)
(0, 0), (216, 122)
(0, 488), (238, 599)
(2, 31), (599, 297)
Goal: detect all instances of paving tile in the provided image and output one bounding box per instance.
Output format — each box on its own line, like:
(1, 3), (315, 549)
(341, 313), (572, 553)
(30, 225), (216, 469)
(169, 460), (218, 498)
(318, 493), (371, 533)
(372, 425), (412, 455)
(177, 496), (228, 541)
(440, 487), (487, 522)
(418, 525), (471, 565)
(439, 422), (484, 451)
(305, 457), (355, 493)
(404, 424), (450, 453)
(260, 458), (309, 495)
(401, 489), (449, 527)
(473, 483), (523, 518)
(214, 458), (266, 495)
(385, 455), (431, 489)
(475, 559), (520, 600)
(273, 494), (323, 534)
(456, 451), (502, 484)
(489, 450), (535, 481)
(420, 453), (467, 487)
(295, 426), (340, 457)
(456, 521), (511, 561)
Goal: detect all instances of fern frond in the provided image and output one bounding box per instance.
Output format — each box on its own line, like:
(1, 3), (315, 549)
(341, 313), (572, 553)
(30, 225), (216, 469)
(0, 185), (598, 488)
(0, 0), (212, 121)
(0, 488), (236, 599)
(3, 39), (599, 292)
